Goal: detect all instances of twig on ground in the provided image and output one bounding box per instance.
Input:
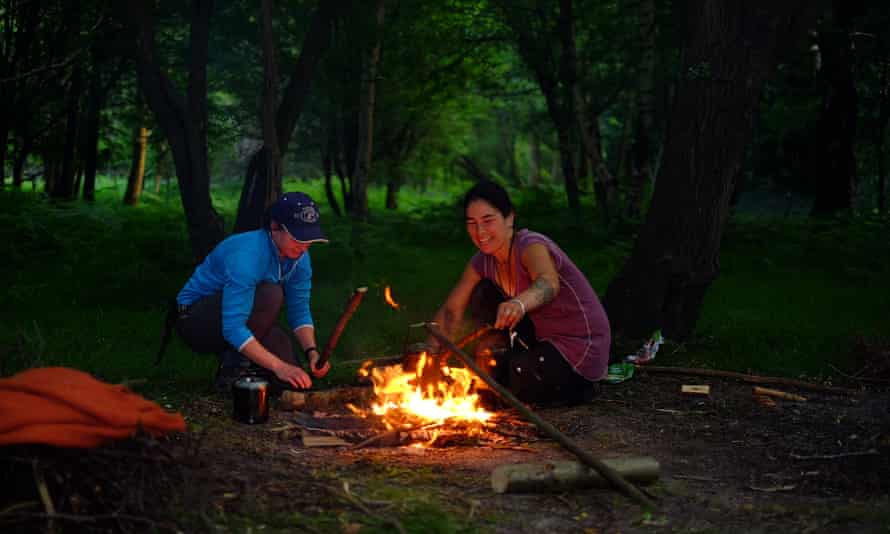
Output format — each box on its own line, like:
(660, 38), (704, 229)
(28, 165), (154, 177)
(790, 449), (879, 461)
(637, 365), (861, 396)
(337, 480), (407, 534)
(671, 474), (717, 482)
(31, 459), (55, 534)
(0, 501), (40, 517)
(829, 364), (890, 385)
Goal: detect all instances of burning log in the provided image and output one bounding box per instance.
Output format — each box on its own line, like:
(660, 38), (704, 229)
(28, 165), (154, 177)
(318, 287), (368, 368)
(491, 457), (660, 494)
(424, 323), (656, 509)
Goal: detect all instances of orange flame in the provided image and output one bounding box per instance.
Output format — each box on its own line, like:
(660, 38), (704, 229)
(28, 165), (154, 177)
(351, 352), (491, 432)
(383, 286), (400, 310)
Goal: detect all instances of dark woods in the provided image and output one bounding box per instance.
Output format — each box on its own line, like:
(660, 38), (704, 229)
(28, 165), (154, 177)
(1, 0), (888, 339)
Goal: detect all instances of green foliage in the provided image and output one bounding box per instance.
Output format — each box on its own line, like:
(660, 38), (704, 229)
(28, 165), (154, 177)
(2, 181), (888, 389)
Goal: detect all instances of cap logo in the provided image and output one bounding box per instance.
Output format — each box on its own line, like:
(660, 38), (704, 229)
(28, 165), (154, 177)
(295, 205), (319, 224)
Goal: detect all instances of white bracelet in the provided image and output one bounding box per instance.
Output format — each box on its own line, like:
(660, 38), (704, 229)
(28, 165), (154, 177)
(510, 298), (526, 316)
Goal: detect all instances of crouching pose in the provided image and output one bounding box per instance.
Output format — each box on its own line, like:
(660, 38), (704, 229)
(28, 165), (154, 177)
(430, 181), (610, 405)
(174, 192), (330, 392)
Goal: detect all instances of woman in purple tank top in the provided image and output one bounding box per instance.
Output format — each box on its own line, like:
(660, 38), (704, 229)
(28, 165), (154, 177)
(429, 181), (611, 406)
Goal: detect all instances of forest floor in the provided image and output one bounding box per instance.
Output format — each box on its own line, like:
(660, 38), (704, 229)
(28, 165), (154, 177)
(7, 371), (886, 533)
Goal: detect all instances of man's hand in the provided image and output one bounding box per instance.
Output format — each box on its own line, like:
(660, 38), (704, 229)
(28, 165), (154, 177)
(274, 361), (312, 389)
(308, 349), (331, 378)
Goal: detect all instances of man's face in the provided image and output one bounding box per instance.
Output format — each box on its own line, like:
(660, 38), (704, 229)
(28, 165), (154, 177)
(271, 222), (311, 259)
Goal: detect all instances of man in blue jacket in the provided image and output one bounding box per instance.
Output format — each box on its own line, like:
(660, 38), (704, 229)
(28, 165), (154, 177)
(174, 192), (330, 392)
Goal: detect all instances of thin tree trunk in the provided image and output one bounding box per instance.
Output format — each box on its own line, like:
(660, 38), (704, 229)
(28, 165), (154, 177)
(53, 68), (82, 199)
(876, 40), (889, 214)
(626, 0), (656, 220)
(235, 3), (337, 232)
(260, 0), (282, 210)
(124, 126), (149, 205)
(811, 3), (858, 216)
(351, 0), (385, 222)
(323, 129), (343, 216)
(528, 129), (541, 186)
(82, 71), (101, 202)
(126, 0), (224, 261)
(604, 0), (807, 339)
(385, 166), (401, 210)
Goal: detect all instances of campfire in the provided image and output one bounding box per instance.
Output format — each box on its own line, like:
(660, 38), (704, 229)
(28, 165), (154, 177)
(352, 351), (492, 429)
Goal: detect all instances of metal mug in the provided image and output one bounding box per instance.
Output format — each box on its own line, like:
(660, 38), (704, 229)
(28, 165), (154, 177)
(232, 376), (270, 424)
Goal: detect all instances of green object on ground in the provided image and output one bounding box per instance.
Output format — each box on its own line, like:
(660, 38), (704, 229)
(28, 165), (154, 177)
(605, 362), (635, 384)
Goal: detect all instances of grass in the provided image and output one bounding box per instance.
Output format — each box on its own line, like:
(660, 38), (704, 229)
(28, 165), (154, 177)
(1, 177), (888, 394)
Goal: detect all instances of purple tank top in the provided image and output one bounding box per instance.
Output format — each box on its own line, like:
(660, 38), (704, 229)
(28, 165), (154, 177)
(470, 229), (611, 381)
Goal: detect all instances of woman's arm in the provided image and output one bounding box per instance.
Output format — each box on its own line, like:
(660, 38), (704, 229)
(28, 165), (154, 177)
(495, 243), (559, 330)
(428, 262), (482, 348)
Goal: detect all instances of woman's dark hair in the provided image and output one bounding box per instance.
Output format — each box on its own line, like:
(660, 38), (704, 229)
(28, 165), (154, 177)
(462, 180), (514, 217)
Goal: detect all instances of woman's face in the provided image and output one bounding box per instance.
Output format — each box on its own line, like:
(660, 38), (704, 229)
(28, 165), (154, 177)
(465, 199), (514, 257)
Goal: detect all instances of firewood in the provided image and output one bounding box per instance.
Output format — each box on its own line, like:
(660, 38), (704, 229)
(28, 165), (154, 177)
(425, 323), (656, 509)
(755, 395), (777, 408)
(681, 384), (710, 396)
(301, 431), (350, 448)
(491, 457), (660, 494)
(752, 386), (807, 402)
(278, 386), (373, 412)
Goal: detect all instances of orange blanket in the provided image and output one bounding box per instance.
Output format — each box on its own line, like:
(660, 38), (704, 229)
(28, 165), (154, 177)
(0, 367), (187, 448)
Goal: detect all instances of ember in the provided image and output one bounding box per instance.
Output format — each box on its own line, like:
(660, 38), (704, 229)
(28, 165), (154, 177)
(353, 352), (492, 430)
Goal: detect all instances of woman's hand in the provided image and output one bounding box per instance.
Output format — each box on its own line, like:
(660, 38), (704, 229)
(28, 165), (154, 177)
(495, 298), (526, 330)
(308, 349), (331, 378)
(275, 362), (312, 389)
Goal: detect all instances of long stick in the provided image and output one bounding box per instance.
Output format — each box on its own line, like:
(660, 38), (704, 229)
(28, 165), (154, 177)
(424, 323), (655, 509)
(637, 365), (861, 396)
(318, 287), (368, 367)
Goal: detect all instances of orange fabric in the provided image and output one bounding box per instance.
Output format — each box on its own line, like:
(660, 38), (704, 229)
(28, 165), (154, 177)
(0, 367), (187, 448)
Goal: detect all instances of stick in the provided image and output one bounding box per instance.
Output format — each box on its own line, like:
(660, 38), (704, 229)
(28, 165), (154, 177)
(752, 386), (807, 402)
(790, 449), (878, 461)
(424, 323), (655, 509)
(318, 287), (368, 367)
(636, 365), (861, 396)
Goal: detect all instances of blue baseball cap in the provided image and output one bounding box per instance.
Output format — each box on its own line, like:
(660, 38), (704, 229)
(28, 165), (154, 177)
(268, 192), (329, 243)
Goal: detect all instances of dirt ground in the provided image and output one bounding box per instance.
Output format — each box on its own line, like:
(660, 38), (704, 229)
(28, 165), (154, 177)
(3, 371), (890, 533)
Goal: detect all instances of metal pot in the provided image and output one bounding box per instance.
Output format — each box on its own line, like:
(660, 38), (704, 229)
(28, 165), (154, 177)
(232, 376), (269, 424)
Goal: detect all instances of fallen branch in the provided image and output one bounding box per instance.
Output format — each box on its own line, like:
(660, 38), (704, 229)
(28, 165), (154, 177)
(337, 480), (406, 534)
(752, 386), (807, 402)
(636, 365), (860, 396)
(425, 323), (656, 509)
(790, 449), (879, 461)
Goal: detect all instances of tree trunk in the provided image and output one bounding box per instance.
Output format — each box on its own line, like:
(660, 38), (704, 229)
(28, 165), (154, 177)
(124, 126), (149, 205)
(528, 128), (541, 186)
(126, 0), (224, 262)
(811, 2), (859, 216)
(322, 130), (343, 216)
(82, 70), (102, 202)
(235, 3), (337, 232)
(626, 0), (657, 220)
(385, 166), (401, 210)
(256, 0), (283, 223)
(53, 68), (82, 200)
(13, 128), (31, 188)
(351, 0), (386, 222)
(876, 40), (888, 214)
(604, 0), (807, 340)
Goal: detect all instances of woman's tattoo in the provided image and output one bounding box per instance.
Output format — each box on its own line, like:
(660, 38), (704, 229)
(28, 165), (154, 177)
(528, 277), (556, 307)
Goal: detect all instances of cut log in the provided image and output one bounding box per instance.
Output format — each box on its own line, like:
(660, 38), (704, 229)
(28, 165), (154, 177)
(491, 457), (660, 494)
(681, 384), (710, 396)
(278, 386), (374, 412)
(752, 386), (807, 402)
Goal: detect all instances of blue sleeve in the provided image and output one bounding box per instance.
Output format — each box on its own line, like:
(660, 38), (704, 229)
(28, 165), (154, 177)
(221, 251), (262, 350)
(285, 252), (313, 331)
